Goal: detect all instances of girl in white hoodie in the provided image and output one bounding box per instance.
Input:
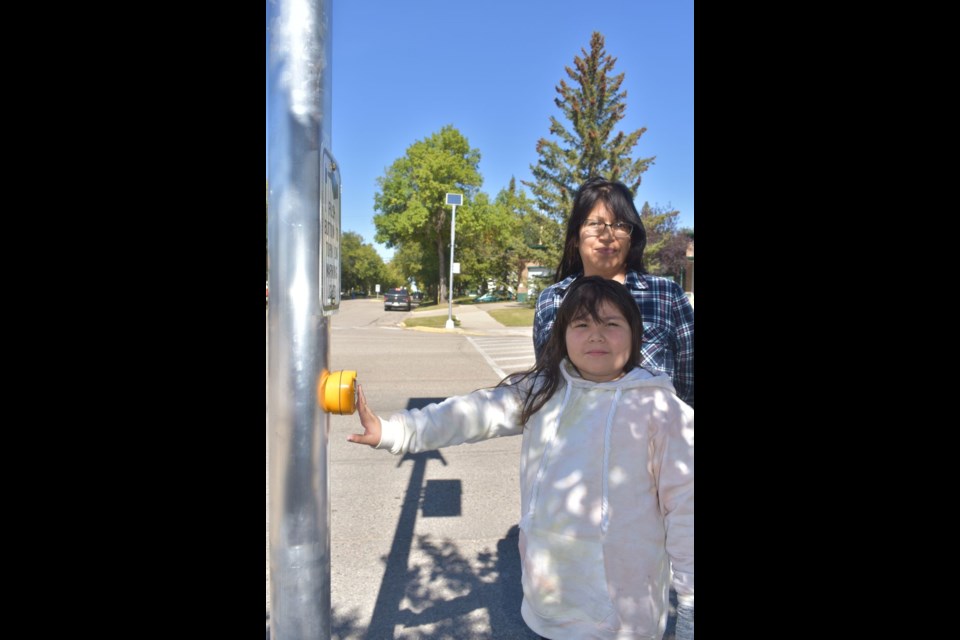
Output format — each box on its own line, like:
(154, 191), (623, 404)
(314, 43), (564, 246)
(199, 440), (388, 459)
(348, 276), (694, 640)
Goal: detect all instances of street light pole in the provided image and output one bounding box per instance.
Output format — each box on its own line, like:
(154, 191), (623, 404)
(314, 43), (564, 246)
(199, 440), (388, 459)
(445, 193), (463, 330)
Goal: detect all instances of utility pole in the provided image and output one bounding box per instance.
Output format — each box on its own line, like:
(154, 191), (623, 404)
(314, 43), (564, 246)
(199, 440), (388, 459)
(445, 193), (462, 330)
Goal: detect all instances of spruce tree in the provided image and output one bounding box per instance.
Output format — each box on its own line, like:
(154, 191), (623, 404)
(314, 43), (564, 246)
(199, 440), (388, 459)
(524, 32), (655, 224)
(638, 201), (680, 275)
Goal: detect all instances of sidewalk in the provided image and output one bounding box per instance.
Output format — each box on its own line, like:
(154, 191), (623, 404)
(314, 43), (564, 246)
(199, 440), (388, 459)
(407, 302), (533, 337)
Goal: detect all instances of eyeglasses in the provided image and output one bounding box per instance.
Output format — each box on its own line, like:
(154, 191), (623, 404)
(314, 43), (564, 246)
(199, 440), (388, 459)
(582, 220), (634, 238)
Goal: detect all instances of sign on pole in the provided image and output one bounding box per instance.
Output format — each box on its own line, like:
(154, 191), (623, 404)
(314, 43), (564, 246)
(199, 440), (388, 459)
(320, 149), (342, 314)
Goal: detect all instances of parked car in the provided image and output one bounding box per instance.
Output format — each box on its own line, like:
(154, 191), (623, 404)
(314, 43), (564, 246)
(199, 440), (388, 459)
(383, 287), (412, 311)
(410, 291), (424, 305)
(475, 292), (507, 303)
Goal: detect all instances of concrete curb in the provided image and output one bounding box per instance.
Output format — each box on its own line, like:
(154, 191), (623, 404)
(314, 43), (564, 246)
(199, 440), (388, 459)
(402, 325), (489, 336)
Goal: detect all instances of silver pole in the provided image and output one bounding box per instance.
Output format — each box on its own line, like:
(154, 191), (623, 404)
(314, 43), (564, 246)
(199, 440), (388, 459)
(267, 0), (333, 638)
(445, 203), (457, 329)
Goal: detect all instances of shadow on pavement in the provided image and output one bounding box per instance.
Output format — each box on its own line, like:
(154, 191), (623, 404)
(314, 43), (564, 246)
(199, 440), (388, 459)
(357, 397), (538, 639)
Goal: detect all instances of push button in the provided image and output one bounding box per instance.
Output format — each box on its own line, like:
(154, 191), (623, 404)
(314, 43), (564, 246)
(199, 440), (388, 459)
(318, 370), (357, 414)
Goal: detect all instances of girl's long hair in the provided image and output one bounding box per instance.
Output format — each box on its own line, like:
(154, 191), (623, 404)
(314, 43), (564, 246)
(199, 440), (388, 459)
(497, 276), (643, 425)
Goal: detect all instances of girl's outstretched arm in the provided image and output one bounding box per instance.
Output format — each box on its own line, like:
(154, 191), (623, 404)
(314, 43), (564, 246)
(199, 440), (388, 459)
(347, 383), (381, 447)
(349, 383), (524, 456)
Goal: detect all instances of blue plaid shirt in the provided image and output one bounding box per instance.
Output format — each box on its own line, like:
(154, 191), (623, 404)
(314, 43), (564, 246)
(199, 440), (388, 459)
(533, 271), (694, 407)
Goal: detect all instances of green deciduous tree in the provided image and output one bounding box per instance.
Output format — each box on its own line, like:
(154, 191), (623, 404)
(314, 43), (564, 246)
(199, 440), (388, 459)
(453, 191), (516, 292)
(340, 231), (391, 295)
(373, 125), (482, 303)
(495, 178), (561, 291)
(524, 31), (655, 225)
(392, 242), (436, 298)
(379, 260), (405, 291)
(446, 179), (561, 297)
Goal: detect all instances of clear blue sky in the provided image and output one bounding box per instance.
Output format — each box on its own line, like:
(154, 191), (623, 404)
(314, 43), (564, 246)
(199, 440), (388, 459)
(267, 0), (693, 261)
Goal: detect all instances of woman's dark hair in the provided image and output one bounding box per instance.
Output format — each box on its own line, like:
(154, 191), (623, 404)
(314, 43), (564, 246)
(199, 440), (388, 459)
(498, 276), (643, 425)
(555, 177), (648, 281)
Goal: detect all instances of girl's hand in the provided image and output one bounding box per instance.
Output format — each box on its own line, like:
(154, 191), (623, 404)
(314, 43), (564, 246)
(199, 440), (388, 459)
(347, 383), (381, 447)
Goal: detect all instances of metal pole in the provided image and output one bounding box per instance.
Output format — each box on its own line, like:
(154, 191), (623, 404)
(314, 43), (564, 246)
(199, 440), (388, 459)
(267, 0), (333, 637)
(445, 203), (457, 329)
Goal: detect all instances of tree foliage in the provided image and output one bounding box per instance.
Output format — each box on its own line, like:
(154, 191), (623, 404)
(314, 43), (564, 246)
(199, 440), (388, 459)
(453, 191), (517, 292)
(493, 177), (562, 292)
(340, 231), (394, 294)
(373, 125), (482, 302)
(655, 228), (693, 283)
(392, 242), (437, 299)
(524, 31), (655, 225)
(430, 178), (563, 297)
(639, 202), (684, 277)
(379, 260), (405, 291)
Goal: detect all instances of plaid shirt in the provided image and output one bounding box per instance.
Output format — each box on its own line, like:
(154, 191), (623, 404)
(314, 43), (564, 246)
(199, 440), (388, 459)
(533, 271), (694, 407)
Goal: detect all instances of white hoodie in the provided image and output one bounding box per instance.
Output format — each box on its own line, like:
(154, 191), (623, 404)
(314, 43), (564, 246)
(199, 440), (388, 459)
(375, 361), (694, 640)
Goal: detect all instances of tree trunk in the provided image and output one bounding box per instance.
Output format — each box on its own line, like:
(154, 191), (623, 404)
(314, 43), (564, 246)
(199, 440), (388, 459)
(437, 236), (447, 304)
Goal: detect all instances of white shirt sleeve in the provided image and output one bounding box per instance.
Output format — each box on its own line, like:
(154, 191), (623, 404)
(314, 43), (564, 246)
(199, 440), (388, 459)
(373, 386), (524, 455)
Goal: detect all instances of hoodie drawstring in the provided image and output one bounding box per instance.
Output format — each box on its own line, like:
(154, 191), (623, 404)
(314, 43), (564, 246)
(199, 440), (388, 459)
(600, 387), (622, 535)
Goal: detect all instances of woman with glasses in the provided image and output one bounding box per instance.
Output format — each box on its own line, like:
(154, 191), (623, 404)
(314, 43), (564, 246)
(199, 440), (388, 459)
(533, 177), (694, 408)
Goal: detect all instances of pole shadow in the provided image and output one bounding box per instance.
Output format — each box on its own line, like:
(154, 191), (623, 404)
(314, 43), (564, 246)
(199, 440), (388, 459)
(360, 397), (539, 639)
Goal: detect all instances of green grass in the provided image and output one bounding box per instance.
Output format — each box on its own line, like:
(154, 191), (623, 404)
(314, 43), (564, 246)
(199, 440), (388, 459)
(488, 308), (535, 326)
(413, 296), (475, 312)
(402, 315), (461, 328)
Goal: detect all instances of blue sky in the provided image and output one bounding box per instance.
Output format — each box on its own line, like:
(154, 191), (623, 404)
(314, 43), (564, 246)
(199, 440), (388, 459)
(268, 0), (693, 261)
